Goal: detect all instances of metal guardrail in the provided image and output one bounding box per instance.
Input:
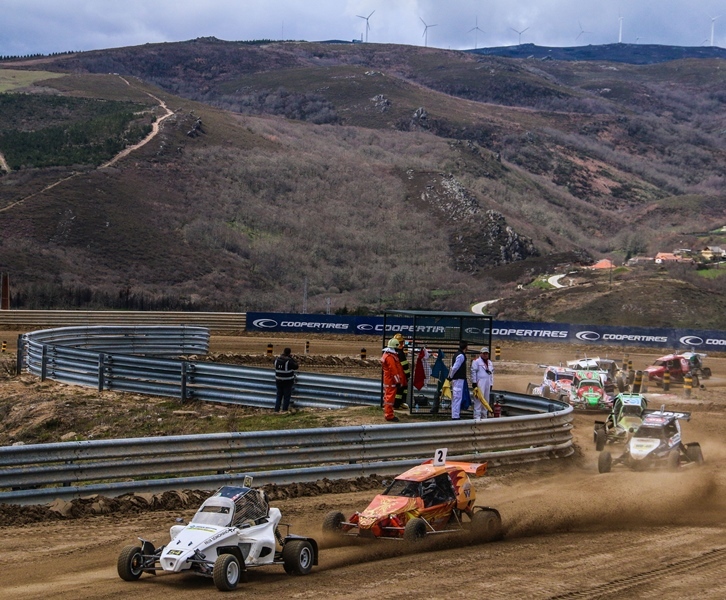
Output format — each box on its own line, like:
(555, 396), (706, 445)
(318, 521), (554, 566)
(19, 326), (381, 408)
(0, 310), (246, 331)
(4, 325), (575, 505)
(0, 409), (573, 504)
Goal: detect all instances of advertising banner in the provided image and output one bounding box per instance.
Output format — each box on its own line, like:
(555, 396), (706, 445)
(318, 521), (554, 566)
(246, 313), (726, 351)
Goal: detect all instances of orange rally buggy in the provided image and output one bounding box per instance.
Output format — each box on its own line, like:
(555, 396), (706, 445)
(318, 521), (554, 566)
(322, 456), (502, 542)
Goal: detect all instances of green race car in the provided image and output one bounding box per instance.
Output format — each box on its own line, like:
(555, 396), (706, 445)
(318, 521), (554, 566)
(593, 393), (648, 451)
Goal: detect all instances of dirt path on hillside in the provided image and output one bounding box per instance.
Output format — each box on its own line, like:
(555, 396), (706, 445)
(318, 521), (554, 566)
(2, 338), (726, 599)
(0, 75), (173, 213)
(0, 151), (9, 172)
(99, 76), (173, 169)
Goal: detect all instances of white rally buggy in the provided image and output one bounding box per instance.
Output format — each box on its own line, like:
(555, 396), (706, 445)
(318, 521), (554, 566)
(117, 482), (318, 591)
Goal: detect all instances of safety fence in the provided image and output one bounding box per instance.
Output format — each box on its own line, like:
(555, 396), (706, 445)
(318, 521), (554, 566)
(18, 326), (380, 408)
(0, 404), (573, 505)
(5, 325), (574, 505)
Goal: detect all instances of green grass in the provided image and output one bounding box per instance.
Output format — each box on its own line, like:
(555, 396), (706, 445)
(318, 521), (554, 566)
(0, 68), (64, 92)
(530, 277), (554, 290)
(697, 267), (726, 279)
(0, 93), (152, 168)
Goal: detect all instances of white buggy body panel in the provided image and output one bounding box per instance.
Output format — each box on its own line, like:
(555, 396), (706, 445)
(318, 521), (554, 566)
(628, 437), (662, 460)
(118, 484), (318, 591)
(160, 494), (282, 573)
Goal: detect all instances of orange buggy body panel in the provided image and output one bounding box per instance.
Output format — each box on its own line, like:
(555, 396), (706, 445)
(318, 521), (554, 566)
(350, 461), (488, 537)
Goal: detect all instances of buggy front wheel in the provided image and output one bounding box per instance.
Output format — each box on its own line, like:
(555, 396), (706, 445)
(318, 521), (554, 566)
(598, 451), (612, 473)
(213, 554), (242, 591)
(403, 517), (427, 542)
(595, 428), (606, 452)
(117, 545), (144, 581)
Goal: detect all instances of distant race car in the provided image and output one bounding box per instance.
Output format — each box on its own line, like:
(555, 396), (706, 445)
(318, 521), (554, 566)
(117, 482), (318, 591)
(527, 365), (576, 399)
(566, 370), (612, 411)
(567, 357), (623, 395)
(322, 449), (502, 542)
(644, 352), (711, 387)
(593, 393), (649, 450)
(598, 409), (704, 473)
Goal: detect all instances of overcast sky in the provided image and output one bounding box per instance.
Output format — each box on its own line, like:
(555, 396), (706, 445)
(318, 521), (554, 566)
(2, 0), (725, 57)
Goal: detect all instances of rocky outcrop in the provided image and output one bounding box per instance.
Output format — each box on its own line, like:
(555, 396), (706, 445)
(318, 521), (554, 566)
(417, 172), (539, 272)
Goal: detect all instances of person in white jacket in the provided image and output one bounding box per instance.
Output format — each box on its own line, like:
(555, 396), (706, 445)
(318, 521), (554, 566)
(470, 347), (494, 420)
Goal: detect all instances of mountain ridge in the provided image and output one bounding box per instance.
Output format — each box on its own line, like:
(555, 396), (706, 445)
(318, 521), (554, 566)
(0, 40), (724, 324)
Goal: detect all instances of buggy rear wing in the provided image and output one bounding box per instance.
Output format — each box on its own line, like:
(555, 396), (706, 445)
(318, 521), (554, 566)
(421, 459), (487, 477)
(643, 409), (691, 421)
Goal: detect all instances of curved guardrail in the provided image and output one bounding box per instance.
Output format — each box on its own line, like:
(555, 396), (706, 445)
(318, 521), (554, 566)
(18, 326), (382, 408)
(0, 405), (573, 504)
(4, 325), (574, 505)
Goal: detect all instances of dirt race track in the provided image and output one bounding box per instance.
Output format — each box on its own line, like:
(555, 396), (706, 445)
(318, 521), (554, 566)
(2, 336), (726, 599)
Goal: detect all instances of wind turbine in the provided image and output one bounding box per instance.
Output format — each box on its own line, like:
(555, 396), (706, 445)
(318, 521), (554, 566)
(618, 15), (623, 43)
(711, 16), (721, 47)
(509, 26), (530, 45)
(420, 17), (438, 47)
(576, 21), (591, 42)
(357, 10), (374, 43)
(468, 16), (485, 49)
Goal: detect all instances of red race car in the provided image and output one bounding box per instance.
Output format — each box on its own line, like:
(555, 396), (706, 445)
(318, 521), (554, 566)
(322, 449), (501, 542)
(644, 352), (711, 387)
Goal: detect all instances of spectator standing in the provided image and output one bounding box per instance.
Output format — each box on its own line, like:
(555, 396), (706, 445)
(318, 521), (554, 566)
(381, 337), (406, 422)
(274, 347), (299, 414)
(471, 347), (494, 420)
(447, 341), (469, 420)
(393, 333), (411, 410)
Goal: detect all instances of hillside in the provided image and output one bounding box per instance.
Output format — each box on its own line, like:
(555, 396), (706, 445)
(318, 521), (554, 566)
(0, 40), (725, 321)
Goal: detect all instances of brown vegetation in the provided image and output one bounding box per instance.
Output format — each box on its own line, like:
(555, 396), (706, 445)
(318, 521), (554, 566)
(0, 40), (724, 316)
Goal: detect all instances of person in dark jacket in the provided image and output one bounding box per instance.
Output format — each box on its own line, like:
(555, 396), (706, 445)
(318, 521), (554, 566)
(274, 347), (299, 414)
(393, 333), (411, 410)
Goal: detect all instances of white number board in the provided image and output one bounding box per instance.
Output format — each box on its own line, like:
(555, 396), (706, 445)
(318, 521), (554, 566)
(433, 447), (448, 466)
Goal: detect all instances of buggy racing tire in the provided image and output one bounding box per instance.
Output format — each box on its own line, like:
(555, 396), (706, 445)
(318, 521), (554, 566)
(616, 374), (627, 393)
(322, 510), (345, 534)
(526, 383), (536, 395)
(213, 554), (241, 591)
(686, 444), (704, 465)
(598, 451), (612, 474)
(471, 509), (502, 542)
(282, 540), (314, 576)
(595, 428), (606, 452)
(403, 517), (427, 542)
(668, 449), (681, 471)
(117, 545), (144, 581)
(702, 367), (712, 379)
